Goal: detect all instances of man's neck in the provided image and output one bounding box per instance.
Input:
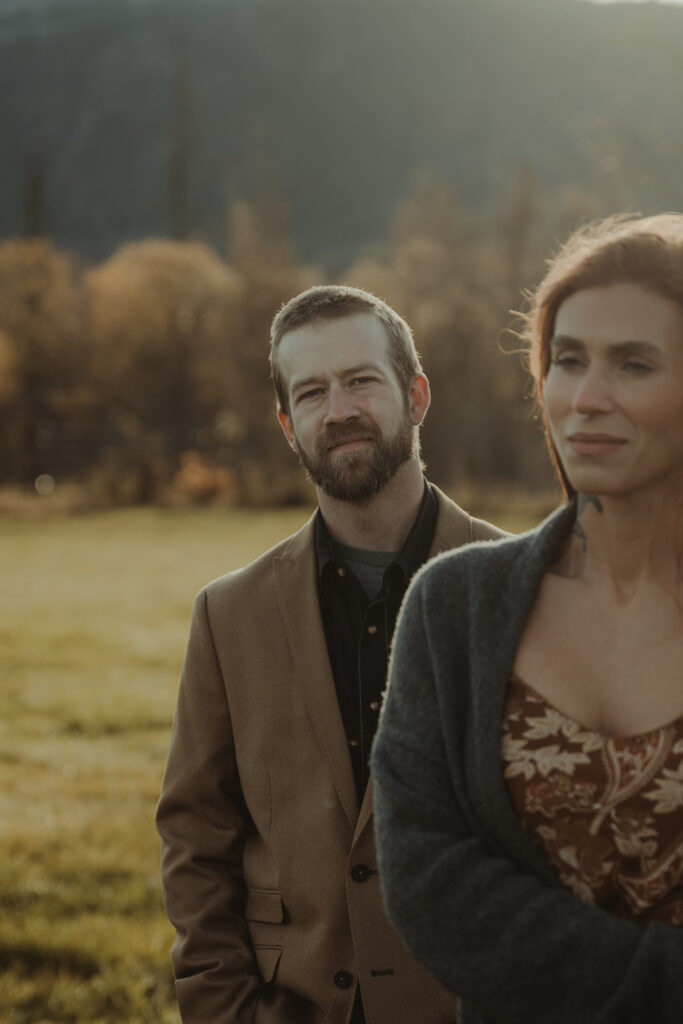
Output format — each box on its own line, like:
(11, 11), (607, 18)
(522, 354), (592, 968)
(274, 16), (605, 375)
(316, 459), (426, 551)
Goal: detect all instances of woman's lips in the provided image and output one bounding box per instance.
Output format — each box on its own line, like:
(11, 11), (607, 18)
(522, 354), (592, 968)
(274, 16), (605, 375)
(566, 433), (627, 456)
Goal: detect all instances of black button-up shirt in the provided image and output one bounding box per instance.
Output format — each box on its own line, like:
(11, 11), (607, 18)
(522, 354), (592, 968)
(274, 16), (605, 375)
(316, 482), (438, 799)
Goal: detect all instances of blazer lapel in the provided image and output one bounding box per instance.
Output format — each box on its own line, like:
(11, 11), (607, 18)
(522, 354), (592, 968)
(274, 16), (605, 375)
(272, 490), (486, 843)
(354, 775), (374, 843)
(356, 488), (487, 843)
(273, 517), (359, 829)
(429, 484), (478, 555)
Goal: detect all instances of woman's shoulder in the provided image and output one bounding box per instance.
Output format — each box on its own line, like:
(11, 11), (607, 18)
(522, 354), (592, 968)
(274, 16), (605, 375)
(415, 502), (576, 596)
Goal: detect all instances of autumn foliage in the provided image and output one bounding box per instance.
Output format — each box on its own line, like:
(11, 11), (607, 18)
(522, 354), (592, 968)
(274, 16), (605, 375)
(0, 182), (592, 506)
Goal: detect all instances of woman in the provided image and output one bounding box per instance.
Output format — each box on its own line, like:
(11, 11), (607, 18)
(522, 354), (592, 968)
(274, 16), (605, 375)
(371, 213), (683, 1024)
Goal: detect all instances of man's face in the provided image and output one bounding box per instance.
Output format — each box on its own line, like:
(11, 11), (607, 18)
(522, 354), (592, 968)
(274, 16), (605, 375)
(277, 313), (427, 502)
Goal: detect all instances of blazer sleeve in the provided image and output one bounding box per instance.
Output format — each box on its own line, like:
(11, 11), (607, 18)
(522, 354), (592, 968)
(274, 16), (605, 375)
(371, 574), (683, 1024)
(155, 588), (262, 1023)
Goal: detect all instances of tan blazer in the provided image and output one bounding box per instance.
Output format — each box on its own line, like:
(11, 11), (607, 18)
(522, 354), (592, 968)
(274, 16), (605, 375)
(156, 486), (504, 1024)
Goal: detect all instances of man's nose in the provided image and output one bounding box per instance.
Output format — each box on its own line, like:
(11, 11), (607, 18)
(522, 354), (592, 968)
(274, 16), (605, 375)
(323, 384), (359, 424)
(573, 367), (614, 415)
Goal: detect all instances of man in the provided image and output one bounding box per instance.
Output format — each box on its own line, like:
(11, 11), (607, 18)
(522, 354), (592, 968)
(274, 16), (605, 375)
(156, 285), (504, 1024)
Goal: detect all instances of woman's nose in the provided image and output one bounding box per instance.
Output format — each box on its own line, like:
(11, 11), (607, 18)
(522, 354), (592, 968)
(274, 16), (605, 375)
(573, 367), (614, 415)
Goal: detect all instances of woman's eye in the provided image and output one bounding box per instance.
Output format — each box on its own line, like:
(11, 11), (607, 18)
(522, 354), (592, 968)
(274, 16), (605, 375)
(623, 360), (652, 374)
(550, 354), (582, 369)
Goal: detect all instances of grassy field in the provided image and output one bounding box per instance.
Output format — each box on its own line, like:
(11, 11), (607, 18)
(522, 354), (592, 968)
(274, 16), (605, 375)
(0, 498), (546, 1023)
(0, 506), (312, 1024)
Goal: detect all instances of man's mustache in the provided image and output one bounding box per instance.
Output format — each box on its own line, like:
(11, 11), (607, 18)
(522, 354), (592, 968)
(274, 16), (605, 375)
(319, 420), (380, 452)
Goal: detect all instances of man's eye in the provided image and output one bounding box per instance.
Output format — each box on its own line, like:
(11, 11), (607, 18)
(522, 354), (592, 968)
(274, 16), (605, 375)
(298, 388), (323, 402)
(351, 376), (374, 385)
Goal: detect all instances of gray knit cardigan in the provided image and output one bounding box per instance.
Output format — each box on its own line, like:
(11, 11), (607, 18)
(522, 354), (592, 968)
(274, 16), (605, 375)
(371, 502), (683, 1024)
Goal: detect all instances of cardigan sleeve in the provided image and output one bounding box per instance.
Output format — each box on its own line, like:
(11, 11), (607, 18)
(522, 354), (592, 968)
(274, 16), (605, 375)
(371, 570), (683, 1024)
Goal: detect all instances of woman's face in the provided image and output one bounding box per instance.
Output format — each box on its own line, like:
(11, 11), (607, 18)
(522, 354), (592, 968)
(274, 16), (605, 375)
(544, 282), (683, 499)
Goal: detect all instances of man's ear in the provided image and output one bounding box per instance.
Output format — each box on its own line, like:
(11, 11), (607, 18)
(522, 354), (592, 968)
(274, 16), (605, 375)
(408, 374), (430, 426)
(278, 408), (298, 451)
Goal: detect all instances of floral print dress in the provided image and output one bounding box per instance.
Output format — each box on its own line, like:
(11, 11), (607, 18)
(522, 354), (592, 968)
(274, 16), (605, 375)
(502, 674), (683, 924)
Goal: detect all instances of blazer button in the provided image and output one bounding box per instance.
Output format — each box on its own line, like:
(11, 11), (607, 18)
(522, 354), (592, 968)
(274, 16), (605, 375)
(334, 970), (353, 989)
(351, 864), (370, 883)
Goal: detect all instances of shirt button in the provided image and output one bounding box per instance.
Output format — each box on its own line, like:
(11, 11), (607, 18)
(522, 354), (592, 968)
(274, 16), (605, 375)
(367, 624), (378, 635)
(369, 701), (381, 712)
(336, 567), (346, 577)
(334, 970), (353, 989)
(351, 864), (371, 882)
(349, 739), (359, 748)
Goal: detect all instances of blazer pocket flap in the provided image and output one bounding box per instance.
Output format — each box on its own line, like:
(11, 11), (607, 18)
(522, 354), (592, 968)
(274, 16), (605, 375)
(253, 944), (282, 984)
(245, 888), (284, 923)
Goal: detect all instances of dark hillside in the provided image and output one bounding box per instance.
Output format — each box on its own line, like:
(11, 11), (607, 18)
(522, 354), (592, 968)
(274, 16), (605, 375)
(0, 0), (681, 261)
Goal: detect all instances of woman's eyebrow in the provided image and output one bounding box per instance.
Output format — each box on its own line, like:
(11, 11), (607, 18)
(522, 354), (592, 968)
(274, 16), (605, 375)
(550, 334), (584, 351)
(610, 339), (662, 358)
(550, 335), (662, 357)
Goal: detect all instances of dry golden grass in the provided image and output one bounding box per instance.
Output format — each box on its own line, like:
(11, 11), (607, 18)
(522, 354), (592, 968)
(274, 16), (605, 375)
(0, 506), (310, 1023)
(0, 498), (545, 1022)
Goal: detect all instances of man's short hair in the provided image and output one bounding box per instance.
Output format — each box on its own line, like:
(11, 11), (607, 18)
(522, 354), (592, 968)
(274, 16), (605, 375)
(270, 285), (423, 416)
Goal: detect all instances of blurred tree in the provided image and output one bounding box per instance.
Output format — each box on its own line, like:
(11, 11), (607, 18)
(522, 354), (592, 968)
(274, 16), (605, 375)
(0, 238), (84, 483)
(495, 164), (540, 311)
(23, 149), (47, 239)
(0, 169), (634, 506)
(169, 9), (191, 241)
(0, 327), (17, 404)
(86, 238), (241, 501)
(223, 197), (317, 504)
(344, 176), (552, 492)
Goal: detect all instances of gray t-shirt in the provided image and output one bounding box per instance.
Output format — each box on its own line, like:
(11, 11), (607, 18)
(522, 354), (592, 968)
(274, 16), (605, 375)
(334, 542), (398, 599)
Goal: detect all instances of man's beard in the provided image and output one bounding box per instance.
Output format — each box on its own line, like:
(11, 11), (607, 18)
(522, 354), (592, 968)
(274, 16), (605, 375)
(294, 413), (415, 501)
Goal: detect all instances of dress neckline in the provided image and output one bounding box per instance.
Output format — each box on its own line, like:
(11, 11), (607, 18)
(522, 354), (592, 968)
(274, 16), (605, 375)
(508, 671), (683, 743)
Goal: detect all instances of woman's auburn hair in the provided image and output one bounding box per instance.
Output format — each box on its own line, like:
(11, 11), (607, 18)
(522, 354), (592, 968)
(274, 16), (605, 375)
(519, 212), (683, 497)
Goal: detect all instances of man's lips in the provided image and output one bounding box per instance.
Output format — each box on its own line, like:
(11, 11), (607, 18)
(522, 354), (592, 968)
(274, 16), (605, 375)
(327, 436), (373, 453)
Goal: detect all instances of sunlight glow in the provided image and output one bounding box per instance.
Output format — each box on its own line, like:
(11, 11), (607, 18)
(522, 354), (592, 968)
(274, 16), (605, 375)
(583, 0), (683, 4)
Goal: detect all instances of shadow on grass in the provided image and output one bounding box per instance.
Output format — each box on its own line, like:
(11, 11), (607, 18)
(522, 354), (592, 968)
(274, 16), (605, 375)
(0, 941), (99, 978)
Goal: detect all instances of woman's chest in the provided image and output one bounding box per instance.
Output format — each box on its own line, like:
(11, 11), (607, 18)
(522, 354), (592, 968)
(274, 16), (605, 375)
(512, 576), (683, 738)
(502, 674), (683, 924)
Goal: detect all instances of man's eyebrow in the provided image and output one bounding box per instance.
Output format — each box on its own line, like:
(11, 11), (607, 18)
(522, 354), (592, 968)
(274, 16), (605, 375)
(290, 363), (383, 393)
(341, 362), (384, 377)
(290, 374), (324, 394)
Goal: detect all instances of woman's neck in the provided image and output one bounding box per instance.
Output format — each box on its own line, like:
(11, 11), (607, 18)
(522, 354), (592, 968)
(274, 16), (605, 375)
(560, 483), (683, 601)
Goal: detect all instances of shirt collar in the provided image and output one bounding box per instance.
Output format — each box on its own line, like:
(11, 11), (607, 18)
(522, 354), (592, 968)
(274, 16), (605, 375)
(315, 479), (438, 589)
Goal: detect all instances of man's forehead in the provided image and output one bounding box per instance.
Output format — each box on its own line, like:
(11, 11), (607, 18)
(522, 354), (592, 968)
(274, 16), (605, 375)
(281, 310), (388, 344)
(279, 313), (391, 374)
